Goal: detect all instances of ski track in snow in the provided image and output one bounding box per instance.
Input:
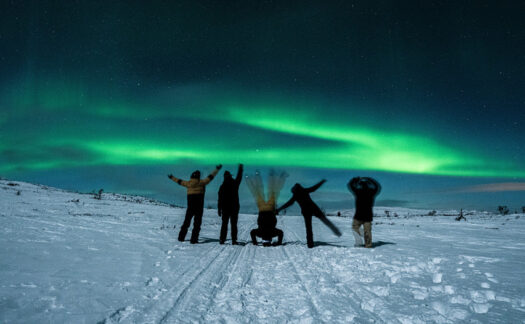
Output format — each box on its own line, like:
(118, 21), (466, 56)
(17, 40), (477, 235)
(1, 180), (525, 323)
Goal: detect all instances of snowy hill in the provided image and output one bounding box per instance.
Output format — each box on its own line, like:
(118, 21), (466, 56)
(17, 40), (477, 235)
(1, 180), (524, 323)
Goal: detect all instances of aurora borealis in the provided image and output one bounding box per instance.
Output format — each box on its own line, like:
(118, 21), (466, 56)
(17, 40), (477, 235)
(1, 1), (524, 210)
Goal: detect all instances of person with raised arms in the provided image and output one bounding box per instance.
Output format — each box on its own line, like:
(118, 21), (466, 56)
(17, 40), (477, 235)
(168, 164), (222, 244)
(277, 180), (342, 248)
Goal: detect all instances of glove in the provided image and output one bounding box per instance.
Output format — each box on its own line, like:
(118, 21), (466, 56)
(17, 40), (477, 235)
(216, 164), (223, 170)
(168, 174), (174, 179)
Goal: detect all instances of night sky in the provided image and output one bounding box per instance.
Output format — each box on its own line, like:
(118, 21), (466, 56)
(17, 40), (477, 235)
(1, 1), (524, 211)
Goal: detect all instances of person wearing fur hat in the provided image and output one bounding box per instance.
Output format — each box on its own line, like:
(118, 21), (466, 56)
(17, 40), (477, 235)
(218, 164), (243, 245)
(168, 164), (222, 243)
(277, 180), (342, 248)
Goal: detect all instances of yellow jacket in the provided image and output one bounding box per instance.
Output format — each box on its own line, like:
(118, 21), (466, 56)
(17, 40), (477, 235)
(170, 167), (220, 195)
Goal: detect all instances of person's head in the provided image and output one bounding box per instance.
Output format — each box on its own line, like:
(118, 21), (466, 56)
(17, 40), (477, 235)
(291, 183), (303, 194)
(190, 170), (201, 179)
(359, 177), (374, 190)
(358, 178), (368, 186)
(224, 170), (232, 180)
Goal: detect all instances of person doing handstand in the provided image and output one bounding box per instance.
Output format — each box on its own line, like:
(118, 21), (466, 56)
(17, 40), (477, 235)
(247, 170), (288, 246)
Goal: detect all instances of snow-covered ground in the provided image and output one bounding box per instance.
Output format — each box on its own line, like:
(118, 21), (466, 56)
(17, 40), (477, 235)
(1, 179), (524, 323)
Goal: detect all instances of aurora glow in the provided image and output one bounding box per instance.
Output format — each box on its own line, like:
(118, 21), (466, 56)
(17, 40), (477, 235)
(1, 1), (524, 209)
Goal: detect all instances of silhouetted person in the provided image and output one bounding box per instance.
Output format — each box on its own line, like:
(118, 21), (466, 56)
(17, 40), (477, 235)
(168, 164), (222, 244)
(347, 176), (381, 248)
(218, 164), (244, 245)
(277, 180), (342, 248)
(246, 171), (287, 246)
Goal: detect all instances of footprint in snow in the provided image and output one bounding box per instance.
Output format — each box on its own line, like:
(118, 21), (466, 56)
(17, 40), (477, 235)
(145, 277), (159, 286)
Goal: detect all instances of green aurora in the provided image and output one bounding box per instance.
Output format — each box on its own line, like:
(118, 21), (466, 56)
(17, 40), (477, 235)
(1, 79), (524, 178)
(1, 1), (525, 210)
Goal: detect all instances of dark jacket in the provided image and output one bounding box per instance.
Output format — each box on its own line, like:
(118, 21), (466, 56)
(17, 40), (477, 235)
(277, 180), (326, 215)
(348, 177), (381, 222)
(218, 164), (243, 215)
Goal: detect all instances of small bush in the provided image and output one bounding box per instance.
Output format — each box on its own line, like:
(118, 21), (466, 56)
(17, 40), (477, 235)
(455, 209), (466, 221)
(497, 206), (509, 215)
(94, 189), (103, 200)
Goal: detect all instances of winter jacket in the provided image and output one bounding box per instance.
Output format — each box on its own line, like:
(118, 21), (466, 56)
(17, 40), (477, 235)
(218, 164), (243, 214)
(348, 177), (381, 222)
(170, 167), (220, 195)
(277, 180), (325, 215)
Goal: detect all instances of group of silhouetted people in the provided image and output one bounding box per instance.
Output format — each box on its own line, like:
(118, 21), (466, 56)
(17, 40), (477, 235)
(168, 164), (381, 248)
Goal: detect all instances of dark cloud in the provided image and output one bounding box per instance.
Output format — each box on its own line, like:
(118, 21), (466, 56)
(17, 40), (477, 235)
(458, 182), (525, 193)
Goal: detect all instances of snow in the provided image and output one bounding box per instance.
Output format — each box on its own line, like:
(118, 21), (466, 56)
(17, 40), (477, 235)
(1, 179), (525, 323)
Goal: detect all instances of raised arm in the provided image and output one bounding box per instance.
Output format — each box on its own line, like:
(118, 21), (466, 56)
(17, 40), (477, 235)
(201, 164), (222, 185)
(306, 179), (326, 193)
(235, 164), (244, 185)
(168, 174), (188, 187)
(276, 196), (295, 214)
(347, 177), (361, 193)
(367, 177), (381, 196)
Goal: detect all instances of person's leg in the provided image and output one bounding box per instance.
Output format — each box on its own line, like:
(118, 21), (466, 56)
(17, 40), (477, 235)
(314, 208), (342, 237)
(352, 219), (364, 247)
(219, 214), (229, 244)
(190, 195), (204, 243)
(261, 229), (273, 246)
(178, 206), (193, 242)
(303, 214), (314, 248)
(274, 228), (284, 245)
(363, 222), (372, 248)
(250, 229), (259, 245)
(231, 212), (238, 244)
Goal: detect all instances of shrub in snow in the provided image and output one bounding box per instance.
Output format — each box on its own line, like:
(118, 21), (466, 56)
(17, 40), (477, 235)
(93, 189), (103, 200)
(497, 206), (509, 215)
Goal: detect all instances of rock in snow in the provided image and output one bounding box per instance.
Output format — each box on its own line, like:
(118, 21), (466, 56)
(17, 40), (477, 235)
(0, 180), (524, 323)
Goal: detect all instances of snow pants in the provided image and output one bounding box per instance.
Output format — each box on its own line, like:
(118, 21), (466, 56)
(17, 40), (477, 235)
(220, 211), (238, 244)
(178, 194), (204, 243)
(352, 219), (372, 248)
(302, 209), (342, 248)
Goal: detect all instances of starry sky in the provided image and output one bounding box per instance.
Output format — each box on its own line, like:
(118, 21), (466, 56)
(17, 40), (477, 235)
(1, 1), (524, 211)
